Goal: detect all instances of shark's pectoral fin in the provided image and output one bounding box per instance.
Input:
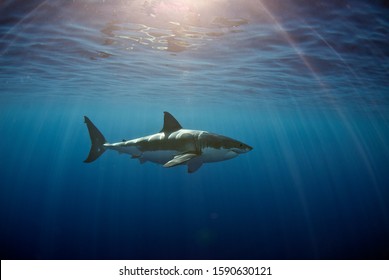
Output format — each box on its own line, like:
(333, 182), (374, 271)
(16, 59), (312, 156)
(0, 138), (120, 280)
(163, 153), (198, 168)
(187, 157), (203, 173)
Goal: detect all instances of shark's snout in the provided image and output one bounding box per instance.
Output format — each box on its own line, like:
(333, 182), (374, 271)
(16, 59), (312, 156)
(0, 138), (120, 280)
(232, 143), (253, 154)
(241, 143), (253, 153)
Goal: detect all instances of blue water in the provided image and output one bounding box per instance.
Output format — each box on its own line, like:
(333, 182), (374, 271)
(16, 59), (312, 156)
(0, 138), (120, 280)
(1, 0), (389, 260)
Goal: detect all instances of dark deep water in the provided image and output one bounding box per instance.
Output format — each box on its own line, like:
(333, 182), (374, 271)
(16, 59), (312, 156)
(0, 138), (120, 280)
(1, 0), (389, 259)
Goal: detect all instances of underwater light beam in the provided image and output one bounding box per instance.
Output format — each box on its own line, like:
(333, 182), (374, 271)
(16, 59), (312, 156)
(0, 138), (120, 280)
(256, 1), (325, 88)
(0, 0), (51, 56)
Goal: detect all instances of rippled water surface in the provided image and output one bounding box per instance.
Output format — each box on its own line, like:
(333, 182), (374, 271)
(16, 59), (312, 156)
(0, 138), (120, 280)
(1, 0), (389, 259)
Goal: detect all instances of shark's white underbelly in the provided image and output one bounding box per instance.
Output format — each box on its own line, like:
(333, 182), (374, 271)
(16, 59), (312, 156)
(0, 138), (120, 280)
(200, 147), (238, 163)
(142, 148), (237, 165)
(141, 150), (177, 164)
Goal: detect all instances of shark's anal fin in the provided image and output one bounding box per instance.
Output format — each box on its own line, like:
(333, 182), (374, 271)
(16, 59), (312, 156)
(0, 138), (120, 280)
(163, 153), (197, 168)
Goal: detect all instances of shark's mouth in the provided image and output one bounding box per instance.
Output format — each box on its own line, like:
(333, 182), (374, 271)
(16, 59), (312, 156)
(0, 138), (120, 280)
(231, 148), (249, 154)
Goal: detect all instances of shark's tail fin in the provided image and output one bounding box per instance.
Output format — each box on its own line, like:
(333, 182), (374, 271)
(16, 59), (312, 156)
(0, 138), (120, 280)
(84, 116), (107, 163)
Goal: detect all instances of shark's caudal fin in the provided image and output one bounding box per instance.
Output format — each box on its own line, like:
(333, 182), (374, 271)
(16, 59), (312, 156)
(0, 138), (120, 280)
(84, 116), (107, 163)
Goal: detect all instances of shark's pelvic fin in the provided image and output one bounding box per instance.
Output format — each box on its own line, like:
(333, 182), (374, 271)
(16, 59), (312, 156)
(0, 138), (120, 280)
(187, 157), (203, 173)
(160, 111), (182, 136)
(163, 153), (198, 168)
(84, 116), (107, 163)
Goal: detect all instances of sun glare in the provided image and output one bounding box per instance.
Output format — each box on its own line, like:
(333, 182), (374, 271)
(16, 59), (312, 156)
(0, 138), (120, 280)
(141, 0), (228, 24)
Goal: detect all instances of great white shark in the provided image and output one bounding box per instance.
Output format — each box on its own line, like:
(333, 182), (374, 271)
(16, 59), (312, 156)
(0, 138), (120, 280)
(84, 112), (252, 173)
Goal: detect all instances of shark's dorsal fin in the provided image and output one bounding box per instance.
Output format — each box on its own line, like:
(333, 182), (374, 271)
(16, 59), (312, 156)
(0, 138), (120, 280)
(160, 112), (182, 135)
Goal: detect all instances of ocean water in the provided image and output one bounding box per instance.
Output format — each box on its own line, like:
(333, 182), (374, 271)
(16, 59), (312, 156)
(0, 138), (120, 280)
(1, 0), (389, 260)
